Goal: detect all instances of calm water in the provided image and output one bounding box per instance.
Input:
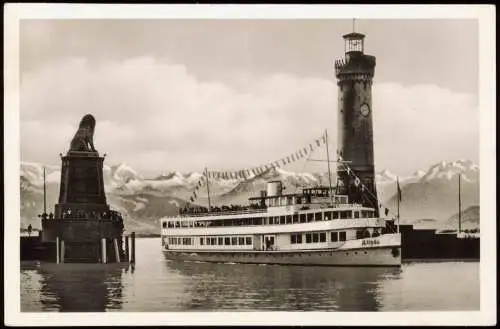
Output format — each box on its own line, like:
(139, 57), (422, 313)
(21, 238), (479, 312)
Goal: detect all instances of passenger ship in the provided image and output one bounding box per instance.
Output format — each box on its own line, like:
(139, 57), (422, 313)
(160, 180), (401, 266)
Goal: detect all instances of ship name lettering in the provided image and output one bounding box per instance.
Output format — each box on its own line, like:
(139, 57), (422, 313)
(362, 239), (380, 246)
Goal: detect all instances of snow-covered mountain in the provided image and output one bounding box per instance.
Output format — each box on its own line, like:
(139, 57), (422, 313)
(19, 159), (480, 233)
(385, 160), (479, 223)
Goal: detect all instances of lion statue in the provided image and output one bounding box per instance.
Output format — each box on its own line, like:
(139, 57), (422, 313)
(69, 114), (97, 152)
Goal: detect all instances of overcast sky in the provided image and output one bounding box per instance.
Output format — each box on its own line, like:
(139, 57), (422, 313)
(19, 19), (479, 178)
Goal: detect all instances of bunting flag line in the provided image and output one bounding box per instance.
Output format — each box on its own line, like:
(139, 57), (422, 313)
(187, 132), (326, 194)
(338, 157), (398, 218)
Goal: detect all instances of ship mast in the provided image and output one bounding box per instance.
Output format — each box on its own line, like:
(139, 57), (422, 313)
(458, 173), (462, 234)
(324, 129), (334, 205)
(43, 166), (47, 215)
(205, 167), (212, 212)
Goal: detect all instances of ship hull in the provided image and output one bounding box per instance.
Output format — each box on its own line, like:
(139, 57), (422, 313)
(163, 246), (401, 267)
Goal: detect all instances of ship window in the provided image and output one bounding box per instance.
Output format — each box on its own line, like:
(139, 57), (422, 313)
(306, 233), (312, 243)
(340, 211), (350, 219)
(291, 235), (297, 244)
(300, 214), (306, 223)
(218, 237), (223, 245)
(231, 237), (237, 245)
(200, 237), (204, 245)
(293, 214), (299, 223)
(224, 237), (230, 245)
(238, 237), (245, 245)
(307, 213), (313, 222)
(211, 238), (216, 245)
(319, 232), (326, 242)
(331, 232), (338, 242)
(354, 211), (360, 219)
(175, 222), (180, 228)
(297, 234), (303, 244)
(286, 215), (292, 224)
(315, 212), (322, 221)
(296, 197), (302, 204)
(246, 237), (252, 245)
(339, 231), (347, 241)
(332, 211), (339, 220)
(181, 221), (188, 227)
(313, 233), (319, 243)
(356, 230), (364, 239)
(162, 222), (167, 229)
(280, 216), (286, 225)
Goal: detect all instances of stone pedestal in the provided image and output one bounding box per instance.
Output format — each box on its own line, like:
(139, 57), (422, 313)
(54, 151), (109, 218)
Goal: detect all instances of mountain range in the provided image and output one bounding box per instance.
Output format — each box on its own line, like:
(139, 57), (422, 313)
(19, 159), (479, 234)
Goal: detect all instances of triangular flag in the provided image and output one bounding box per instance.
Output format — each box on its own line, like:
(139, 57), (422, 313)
(303, 147), (308, 155)
(291, 154), (296, 161)
(316, 139), (321, 146)
(322, 135), (326, 143)
(287, 157), (291, 163)
(310, 143), (314, 151)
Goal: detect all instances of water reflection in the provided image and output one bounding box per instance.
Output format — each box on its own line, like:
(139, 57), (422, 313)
(165, 259), (402, 311)
(21, 262), (127, 312)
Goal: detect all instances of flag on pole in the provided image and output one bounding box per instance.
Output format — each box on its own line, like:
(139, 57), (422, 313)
(397, 177), (402, 201)
(322, 135), (326, 143)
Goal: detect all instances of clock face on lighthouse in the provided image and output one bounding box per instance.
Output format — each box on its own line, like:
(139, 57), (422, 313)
(360, 103), (370, 117)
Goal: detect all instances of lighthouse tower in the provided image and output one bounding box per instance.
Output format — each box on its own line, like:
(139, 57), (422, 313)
(334, 29), (378, 214)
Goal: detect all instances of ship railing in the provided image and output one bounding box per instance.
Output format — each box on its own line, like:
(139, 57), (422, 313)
(174, 208), (268, 218)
